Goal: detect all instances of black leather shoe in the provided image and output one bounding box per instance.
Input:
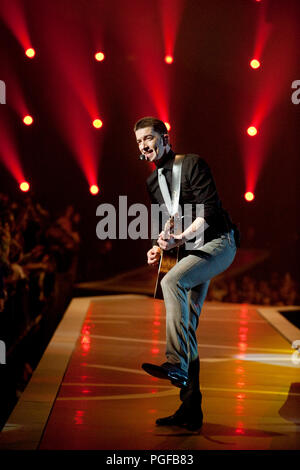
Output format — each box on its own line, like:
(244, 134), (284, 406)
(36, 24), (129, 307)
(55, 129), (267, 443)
(156, 409), (203, 431)
(141, 362), (188, 388)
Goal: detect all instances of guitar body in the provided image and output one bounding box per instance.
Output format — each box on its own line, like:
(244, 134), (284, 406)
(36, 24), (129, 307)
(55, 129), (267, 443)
(154, 215), (181, 300)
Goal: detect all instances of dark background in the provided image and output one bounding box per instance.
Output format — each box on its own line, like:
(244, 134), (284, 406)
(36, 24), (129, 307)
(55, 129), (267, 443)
(0, 0), (299, 282)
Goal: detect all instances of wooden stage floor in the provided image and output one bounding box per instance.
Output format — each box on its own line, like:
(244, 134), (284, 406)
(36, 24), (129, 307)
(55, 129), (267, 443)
(1, 295), (299, 450)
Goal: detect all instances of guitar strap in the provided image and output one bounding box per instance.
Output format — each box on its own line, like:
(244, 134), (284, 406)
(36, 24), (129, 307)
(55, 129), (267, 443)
(157, 154), (185, 217)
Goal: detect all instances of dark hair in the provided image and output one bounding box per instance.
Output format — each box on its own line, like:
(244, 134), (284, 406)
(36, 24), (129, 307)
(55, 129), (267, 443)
(134, 116), (168, 135)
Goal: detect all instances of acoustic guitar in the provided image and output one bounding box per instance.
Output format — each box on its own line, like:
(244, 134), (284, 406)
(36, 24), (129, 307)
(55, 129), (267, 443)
(154, 216), (180, 300)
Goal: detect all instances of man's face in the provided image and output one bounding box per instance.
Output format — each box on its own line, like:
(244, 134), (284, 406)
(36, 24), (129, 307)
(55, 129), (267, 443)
(135, 126), (167, 162)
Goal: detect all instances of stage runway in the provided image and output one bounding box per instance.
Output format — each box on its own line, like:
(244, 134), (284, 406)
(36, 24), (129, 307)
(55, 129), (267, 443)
(1, 295), (299, 450)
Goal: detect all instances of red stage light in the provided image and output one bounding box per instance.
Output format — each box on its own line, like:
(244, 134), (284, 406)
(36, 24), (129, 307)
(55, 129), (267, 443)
(250, 59), (260, 69)
(164, 55), (173, 64)
(151, 348), (159, 354)
(25, 48), (35, 58)
(93, 119), (103, 128)
(245, 191), (255, 202)
(95, 52), (105, 62)
(90, 185), (99, 195)
(20, 181), (30, 192)
(165, 122), (171, 131)
(23, 115), (33, 125)
(247, 126), (258, 136)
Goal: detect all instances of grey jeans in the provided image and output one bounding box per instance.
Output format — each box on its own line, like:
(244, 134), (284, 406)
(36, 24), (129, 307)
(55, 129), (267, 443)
(160, 229), (237, 373)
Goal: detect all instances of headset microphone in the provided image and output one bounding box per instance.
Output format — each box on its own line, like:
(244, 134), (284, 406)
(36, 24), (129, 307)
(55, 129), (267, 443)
(139, 154), (146, 160)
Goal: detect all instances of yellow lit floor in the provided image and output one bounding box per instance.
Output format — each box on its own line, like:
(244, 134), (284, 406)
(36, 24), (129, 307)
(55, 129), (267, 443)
(1, 295), (299, 450)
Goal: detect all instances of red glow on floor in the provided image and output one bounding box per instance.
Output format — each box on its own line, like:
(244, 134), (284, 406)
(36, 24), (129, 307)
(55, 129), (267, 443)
(74, 410), (84, 425)
(81, 325), (91, 354)
(239, 327), (249, 333)
(237, 393), (246, 400)
(237, 382), (246, 388)
(235, 427), (245, 434)
(81, 335), (90, 344)
(235, 404), (245, 415)
(238, 342), (248, 352)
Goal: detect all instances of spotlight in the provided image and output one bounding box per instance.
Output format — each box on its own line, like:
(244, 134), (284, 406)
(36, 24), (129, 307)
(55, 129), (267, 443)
(164, 55), (173, 64)
(93, 119), (103, 128)
(90, 185), (99, 195)
(25, 48), (36, 58)
(20, 181), (30, 192)
(247, 126), (257, 136)
(95, 52), (105, 62)
(250, 59), (260, 69)
(23, 115), (33, 126)
(244, 191), (255, 202)
(165, 122), (171, 131)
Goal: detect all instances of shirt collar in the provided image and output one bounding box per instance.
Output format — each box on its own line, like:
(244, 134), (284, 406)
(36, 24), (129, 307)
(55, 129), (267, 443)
(155, 149), (175, 170)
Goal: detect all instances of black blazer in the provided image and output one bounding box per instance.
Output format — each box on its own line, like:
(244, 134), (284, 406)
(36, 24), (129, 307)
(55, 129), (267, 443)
(146, 149), (236, 247)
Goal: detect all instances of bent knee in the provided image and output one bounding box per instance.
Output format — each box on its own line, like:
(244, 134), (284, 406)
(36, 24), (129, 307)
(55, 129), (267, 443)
(161, 271), (178, 289)
(161, 272), (187, 292)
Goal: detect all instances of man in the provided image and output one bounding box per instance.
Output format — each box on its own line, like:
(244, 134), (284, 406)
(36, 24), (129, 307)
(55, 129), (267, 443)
(134, 116), (238, 431)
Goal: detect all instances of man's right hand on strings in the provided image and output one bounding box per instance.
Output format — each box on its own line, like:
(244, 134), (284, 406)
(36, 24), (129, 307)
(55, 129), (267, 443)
(147, 245), (161, 266)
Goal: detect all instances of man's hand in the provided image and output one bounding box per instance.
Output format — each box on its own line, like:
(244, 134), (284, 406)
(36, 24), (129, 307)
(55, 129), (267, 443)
(157, 232), (185, 251)
(147, 245), (161, 266)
